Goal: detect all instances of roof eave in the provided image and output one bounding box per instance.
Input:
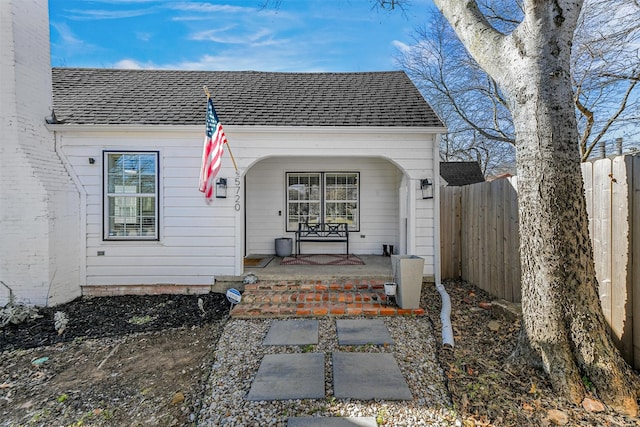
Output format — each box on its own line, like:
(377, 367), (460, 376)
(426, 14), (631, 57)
(46, 123), (448, 134)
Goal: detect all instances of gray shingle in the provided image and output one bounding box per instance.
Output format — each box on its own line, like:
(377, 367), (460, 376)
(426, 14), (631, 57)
(440, 162), (485, 186)
(51, 68), (443, 127)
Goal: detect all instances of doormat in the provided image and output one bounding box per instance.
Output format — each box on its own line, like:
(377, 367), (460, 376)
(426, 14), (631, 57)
(280, 254), (365, 266)
(244, 256), (274, 268)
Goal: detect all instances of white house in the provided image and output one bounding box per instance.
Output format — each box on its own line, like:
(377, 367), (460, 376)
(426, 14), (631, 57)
(1, 0), (445, 306)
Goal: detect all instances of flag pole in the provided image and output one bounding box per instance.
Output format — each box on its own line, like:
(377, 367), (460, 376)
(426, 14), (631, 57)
(225, 139), (239, 172)
(203, 86), (238, 172)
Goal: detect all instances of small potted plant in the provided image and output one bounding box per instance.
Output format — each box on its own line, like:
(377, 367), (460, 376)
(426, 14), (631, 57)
(384, 282), (396, 296)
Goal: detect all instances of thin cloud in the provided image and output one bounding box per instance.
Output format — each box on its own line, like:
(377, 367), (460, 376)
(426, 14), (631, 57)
(169, 2), (288, 18)
(51, 22), (84, 46)
(170, 2), (254, 14)
(191, 27), (276, 46)
(181, 3), (298, 50)
(50, 21), (102, 67)
(250, 36), (288, 48)
(392, 40), (411, 54)
(174, 52), (329, 72)
(50, 22), (97, 54)
(114, 59), (148, 69)
(168, 1), (294, 37)
(63, 7), (155, 20)
(112, 47), (332, 72)
(189, 25), (238, 41)
(136, 32), (152, 42)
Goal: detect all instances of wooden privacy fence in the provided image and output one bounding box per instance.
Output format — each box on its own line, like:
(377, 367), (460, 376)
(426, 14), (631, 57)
(440, 154), (640, 369)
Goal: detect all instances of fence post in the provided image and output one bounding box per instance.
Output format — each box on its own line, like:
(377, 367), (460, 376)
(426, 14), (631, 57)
(631, 155), (640, 369)
(439, 186), (462, 279)
(592, 158), (613, 335)
(610, 155), (634, 364)
(507, 177), (521, 302)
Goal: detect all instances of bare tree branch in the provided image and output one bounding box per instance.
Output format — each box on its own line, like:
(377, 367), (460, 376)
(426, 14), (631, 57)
(398, 0), (640, 163)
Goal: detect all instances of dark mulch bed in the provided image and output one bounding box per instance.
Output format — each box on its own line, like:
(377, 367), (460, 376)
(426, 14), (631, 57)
(1, 292), (229, 351)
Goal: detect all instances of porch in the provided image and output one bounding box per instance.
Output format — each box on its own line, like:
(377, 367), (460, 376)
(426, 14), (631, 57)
(242, 254), (393, 280)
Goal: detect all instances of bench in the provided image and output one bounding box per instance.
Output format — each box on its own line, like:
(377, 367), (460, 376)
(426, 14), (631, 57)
(295, 222), (349, 256)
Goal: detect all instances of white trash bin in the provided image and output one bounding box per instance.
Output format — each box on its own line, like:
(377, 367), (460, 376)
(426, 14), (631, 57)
(391, 255), (425, 309)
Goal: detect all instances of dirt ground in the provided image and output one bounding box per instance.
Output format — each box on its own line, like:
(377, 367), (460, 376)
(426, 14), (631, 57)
(422, 280), (639, 427)
(0, 293), (229, 426)
(1, 282), (638, 426)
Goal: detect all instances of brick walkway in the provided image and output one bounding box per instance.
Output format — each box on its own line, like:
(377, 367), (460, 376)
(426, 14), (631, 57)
(230, 279), (425, 318)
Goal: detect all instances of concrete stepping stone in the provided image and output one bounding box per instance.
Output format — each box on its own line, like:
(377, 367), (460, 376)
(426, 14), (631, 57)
(246, 353), (325, 400)
(336, 319), (394, 346)
(332, 352), (412, 400)
(288, 417), (377, 426)
(263, 319), (319, 346)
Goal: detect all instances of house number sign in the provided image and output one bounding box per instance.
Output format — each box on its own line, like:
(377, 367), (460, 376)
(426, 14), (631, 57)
(234, 172), (241, 212)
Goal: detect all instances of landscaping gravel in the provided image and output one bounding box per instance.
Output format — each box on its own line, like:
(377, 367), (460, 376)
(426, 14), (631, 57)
(196, 316), (458, 426)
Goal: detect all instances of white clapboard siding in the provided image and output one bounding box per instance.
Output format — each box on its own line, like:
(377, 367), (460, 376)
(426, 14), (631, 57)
(59, 126), (440, 287)
(61, 132), (233, 286)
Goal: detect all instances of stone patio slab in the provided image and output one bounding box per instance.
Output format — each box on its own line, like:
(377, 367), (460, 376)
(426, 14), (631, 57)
(288, 417), (377, 426)
(263, 319), (319, 346)
(336, 319), (394, 346)
(246, 353), (325, 401)
(332, 352), (412, 400)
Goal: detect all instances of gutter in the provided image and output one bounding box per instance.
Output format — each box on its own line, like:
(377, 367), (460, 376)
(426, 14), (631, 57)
(45, 123), (448, 134)
(431, 138), (453, 348)
(436, 282), (455, 348)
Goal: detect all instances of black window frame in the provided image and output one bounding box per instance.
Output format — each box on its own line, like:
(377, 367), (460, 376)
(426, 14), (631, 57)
(285, 171), (360, 232)
(103, 150), (160, 241)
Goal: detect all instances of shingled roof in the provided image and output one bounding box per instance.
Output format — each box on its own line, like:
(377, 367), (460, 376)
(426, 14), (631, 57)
(51, 68), (443, 127)
(440, 162), (485, 186)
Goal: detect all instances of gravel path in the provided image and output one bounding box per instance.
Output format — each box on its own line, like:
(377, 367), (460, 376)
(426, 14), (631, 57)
(196, 316), (459, 426)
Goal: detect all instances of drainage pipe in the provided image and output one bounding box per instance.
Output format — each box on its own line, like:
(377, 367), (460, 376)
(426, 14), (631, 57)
(436, 282), (454, 348)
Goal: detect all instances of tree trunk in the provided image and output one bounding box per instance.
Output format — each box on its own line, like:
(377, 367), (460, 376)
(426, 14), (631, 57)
(511, 66), (638, 416)
(433, 0), (639, 416)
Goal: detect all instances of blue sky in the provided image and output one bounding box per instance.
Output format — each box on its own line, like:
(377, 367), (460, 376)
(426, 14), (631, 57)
(49, 0), (436, 72)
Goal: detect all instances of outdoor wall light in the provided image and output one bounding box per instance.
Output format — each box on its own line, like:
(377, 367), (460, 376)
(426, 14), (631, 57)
(421, 178), (433, 199)
(88, 157), (96, 164)
(216, 178), (227, 198)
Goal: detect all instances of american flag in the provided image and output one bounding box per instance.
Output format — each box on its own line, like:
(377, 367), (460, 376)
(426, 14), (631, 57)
(198, 97), (227, 203)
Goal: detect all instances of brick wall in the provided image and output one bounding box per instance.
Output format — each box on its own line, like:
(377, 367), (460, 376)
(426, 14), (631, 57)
(0, 0), (81, 306)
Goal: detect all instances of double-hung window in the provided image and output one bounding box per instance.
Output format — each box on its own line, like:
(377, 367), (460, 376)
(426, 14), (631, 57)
(286, 172), (359, 231)
(104, 151), (159, 240)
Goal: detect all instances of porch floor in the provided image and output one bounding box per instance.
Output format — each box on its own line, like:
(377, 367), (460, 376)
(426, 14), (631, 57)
(242, 254), (394, 280)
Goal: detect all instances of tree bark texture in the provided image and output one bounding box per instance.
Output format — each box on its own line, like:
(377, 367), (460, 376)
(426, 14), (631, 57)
(433, 0), (638, 416)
